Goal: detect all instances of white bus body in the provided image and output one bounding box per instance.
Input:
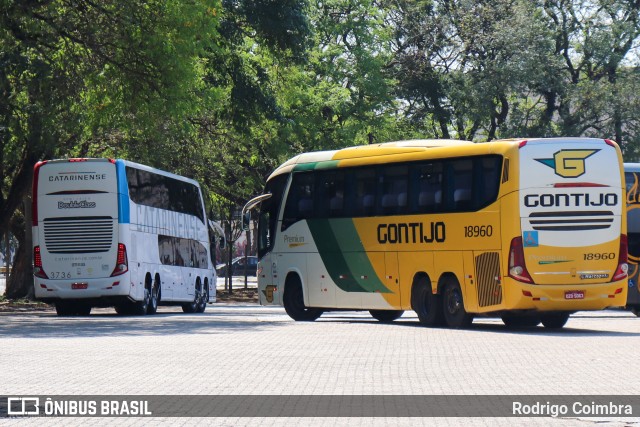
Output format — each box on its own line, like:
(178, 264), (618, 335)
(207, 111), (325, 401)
(33, 158), (216, 315)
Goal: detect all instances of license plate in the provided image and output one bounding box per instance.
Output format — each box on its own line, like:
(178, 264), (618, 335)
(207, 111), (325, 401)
(71, 283), (88, 290)
(565, 290), (585, 300)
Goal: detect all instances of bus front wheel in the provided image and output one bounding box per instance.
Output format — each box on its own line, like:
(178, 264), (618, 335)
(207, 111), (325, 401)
(412, 276), (444, 327)
(283, 276), (323, 321)
(442, 277), (473, 328)
(369, 310), (404, 322)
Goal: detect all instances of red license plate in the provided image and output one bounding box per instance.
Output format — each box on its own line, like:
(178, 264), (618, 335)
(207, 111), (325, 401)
(71, 283), (88, 290)
(565, 290), (585, 300)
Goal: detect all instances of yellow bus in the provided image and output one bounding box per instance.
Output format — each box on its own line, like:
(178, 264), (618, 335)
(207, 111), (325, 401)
(244, 138), (628, 329)
(624, 163), (640, 316)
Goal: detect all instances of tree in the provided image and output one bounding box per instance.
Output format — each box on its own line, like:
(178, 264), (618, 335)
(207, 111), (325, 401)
(0, 0), (221, 297)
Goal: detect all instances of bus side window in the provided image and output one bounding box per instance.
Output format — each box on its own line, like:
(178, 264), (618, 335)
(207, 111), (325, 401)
(282, 172), (314, 230)
(476, 156), (501, 209)
(378, 166), (407, 216)
(450, 159), (473, 211)
(410, 162), (442, 214)
(353, 168), (375, 217)
(158, 235), (174, 265)
(316, 171), (344, 218)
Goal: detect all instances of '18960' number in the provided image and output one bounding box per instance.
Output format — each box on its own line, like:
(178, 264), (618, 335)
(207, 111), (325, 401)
(464, 225), (493, 238)
(583, 252), (615, 261)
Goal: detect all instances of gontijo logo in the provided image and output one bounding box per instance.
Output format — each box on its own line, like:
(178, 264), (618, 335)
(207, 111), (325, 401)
(535, 149), (599, 178)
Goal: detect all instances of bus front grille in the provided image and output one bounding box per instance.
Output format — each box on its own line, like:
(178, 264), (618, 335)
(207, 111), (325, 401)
(43, 216), (114, 254)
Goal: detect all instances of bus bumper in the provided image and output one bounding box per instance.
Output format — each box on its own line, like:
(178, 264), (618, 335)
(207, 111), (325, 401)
(258, 284), (282, 306)
(34, 275), (132, 301)
(501, 278), (628, 312)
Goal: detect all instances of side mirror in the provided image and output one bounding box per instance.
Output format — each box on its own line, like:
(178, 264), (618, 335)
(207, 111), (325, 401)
(242, 211), (251, 231)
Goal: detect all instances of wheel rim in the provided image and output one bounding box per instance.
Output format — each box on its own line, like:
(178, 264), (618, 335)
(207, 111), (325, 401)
(446, 288), (462, 315)
(194, 283), (201, 306)
(151, 285), (158, 310)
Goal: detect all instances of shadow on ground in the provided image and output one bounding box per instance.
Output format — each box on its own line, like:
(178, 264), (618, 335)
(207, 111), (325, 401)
(0, 304), (286, 339)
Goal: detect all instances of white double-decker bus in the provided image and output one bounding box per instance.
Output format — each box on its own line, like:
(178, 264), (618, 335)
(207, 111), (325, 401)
(33, 158), (217, 316)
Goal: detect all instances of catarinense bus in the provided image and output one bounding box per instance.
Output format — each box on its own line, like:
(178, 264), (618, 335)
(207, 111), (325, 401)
(243, 138), (628, 329)
(33, 158), (218, 316)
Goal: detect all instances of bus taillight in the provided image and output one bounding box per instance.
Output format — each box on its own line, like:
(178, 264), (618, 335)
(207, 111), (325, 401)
(508, 237), (533, 284)
(33, 246), (49, 279)
(612, 234), (628, 282)
(111, 243), (129, 277)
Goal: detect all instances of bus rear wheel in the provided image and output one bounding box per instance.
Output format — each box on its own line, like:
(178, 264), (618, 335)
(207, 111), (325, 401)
(147, 276), (160, 315)
(541, 312), (570, 329)
(182, 280), (202, 313)
(412, 276), (444, 327)
(369, 310), (404, 322)
(283, 276), (323, 321)
(196, 283), (208, 313)
(442, 277), (473, 328)
(131, 287), (150, 315)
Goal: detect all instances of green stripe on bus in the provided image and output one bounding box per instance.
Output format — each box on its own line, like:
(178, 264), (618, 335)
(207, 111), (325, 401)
(293, 160), (340, 172)
(307, 219), (390, 294)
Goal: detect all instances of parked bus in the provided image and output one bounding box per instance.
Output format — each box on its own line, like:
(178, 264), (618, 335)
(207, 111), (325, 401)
(243, 138), (628, 329)
(623, 163), (640, 316)
(33, 158), (217, 316)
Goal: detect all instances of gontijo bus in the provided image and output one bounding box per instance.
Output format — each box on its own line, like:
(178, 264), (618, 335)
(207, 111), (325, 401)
(243, 138), (628, 329)
(33, 158), (217, 316)
(623, 163), (640, 315)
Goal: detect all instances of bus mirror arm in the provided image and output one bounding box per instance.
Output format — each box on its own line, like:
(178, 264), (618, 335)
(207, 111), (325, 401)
(208, 220), (226, 249)
(242, 194), (272, 231)
(242, 211), (251, 231)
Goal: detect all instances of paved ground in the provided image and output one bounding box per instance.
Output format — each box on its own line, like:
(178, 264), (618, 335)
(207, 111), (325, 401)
(1, 300), (639, 426)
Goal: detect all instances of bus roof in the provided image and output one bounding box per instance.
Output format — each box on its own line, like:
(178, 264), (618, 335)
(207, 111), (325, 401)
(268, 137), (617, 180)
(39, 158), (201, 188)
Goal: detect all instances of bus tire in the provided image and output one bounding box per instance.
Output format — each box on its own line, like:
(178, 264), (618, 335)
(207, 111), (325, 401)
(632, 306), (640, 317)
(196, 282), (208, 313)
(541, 312), (570, 329)
(283, 275), (323, 321)
(55, 301), (76, 316)
(75, 303), (91, 316)
(369, 310), (404, 322)
(442, 277), (473, 328)
(502, 315), (541, 328)
(131, 287), (150, 315)
(412, 276), (444, 327)
(115, 304), (130, 315)
(182, 280), (201, 313)
(147, 276), (160, 315)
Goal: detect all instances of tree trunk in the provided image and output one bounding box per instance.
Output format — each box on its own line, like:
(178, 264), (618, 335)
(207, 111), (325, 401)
(6, 192), (33, 299)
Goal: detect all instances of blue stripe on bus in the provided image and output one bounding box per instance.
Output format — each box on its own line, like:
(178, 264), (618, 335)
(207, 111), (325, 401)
(115, 159), (130, 224)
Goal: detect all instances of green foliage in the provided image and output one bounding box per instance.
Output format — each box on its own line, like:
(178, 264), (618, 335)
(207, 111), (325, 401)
(4, 0), (640, 298)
